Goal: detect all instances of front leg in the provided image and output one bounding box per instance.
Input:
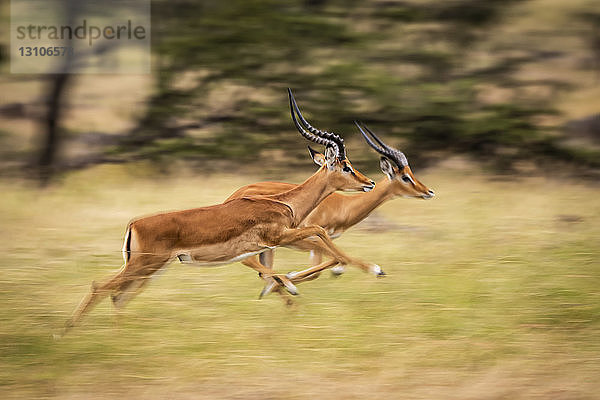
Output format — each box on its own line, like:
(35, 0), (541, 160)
(278, 225), (352, 266)
(256, 226), (342, 297)
(283, 230), (386, 278)
(241, 256), (298, 296)
(297, 237), (385, 277)
(259, 249), (275, 269)
(260, 226), (370, 297)
(286, 259), (339, 282)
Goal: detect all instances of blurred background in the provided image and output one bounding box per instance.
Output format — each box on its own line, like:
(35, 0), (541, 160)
(0, 0), (599, 399)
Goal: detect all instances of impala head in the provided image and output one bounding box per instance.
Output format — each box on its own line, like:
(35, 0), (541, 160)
(355, 121), (434, 199)
(289, 89), (375, 192)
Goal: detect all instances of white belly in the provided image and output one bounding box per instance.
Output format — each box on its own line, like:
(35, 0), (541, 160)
(177, 247), (276, 267)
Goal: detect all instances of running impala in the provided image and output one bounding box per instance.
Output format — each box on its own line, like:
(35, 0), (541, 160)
(63, 89), (375, 334)
(226, 121), (434, 283)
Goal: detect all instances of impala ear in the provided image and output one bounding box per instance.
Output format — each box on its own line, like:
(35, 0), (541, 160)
(324, 145), (337, 169)
(380, 157), (396, 180)
(308, 146), (326, 167)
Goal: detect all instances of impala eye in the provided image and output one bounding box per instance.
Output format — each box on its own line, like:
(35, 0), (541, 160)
(343, 165), (352, 173)
(401, 175), (412, 184)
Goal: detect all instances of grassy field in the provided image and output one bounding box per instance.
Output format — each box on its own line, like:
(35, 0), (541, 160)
(0, 164), (598, 399)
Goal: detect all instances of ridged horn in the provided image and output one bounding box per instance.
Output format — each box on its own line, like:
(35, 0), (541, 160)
(355, 121), (408, 168)
(288, 89), (346, 159)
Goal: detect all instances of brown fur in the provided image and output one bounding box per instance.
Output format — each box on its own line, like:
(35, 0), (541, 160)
(225, 164), (433, 276)
(63, 150), (374, 335)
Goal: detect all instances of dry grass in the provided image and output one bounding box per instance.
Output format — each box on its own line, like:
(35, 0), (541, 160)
(0, 164), (598, 399)
(1, 1), (598, 397)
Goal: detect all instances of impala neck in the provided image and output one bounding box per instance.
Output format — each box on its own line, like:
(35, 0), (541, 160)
(343, 177), (396, 226)
(271, 166), (336, 226)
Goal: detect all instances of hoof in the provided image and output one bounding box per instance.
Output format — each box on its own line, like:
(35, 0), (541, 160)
(330, 266), (345, 277)
(370, 264), (385, 277)
(275, 274), (299, 295)
(282, 280), (299, 296)
(286, 271), (300, 280)
(259, 280), (277, 299)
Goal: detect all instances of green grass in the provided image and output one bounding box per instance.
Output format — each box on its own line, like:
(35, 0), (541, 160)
(0, 164), (599, 399)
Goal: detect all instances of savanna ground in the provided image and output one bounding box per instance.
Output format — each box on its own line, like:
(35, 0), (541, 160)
(0, 164), (598, 399)
(1, 2), (599, 397)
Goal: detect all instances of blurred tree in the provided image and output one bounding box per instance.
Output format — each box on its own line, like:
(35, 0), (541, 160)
(37, 0), (79, 185)
(578, 11), (600, 80)
(18, 0), (599, 176)
(112, 0), (599, 172)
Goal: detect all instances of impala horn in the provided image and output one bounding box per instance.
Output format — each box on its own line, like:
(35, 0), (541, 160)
(288, 88), (346, 160)
(354, 121), (408, 168)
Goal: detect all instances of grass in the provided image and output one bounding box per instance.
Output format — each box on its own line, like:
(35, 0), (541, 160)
(0, 164), (598, 399)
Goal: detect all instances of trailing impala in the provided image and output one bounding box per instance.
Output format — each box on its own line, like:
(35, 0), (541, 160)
(226, 121), (434, 283)
(63, 89), (375, 334)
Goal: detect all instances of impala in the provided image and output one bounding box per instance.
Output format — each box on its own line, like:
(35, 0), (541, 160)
(226, 121), (434, 283)
(63, 89), (375, 333)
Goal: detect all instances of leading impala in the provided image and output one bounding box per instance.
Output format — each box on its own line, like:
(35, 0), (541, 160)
(63, 89), (375, 334)
(226, 121), (434, 285)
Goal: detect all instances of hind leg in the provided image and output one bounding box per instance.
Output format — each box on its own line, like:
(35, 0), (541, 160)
(110, 277), (152, 331)
(111, 277), (151, 310)
(109, 255), (170, 310)
(63, 272), (125, 335)
(242, 256), (298, 296)
(62, 255), (170, 336)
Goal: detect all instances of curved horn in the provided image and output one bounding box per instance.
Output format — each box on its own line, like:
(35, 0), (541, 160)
(355, 121), (408, 168)
(288, 89), (336, 151)
(355, 121), (389, 156)
(288, 89), (346, 159)
(360, 122), (408, 167)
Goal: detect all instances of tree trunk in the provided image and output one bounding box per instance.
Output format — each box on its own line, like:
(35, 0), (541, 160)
(38, 73), (70, 185)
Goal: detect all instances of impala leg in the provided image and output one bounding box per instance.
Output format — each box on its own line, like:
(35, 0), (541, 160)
(279, 226), (350, 264)
(259, 249), (275, 269)
(63, 272), (124, 335)
(286, 259), (339, 283)
(241, 256), (298, 297)
(307, 238), (384, 276)
(291, 237), (332, 282)
(255, 249), (295, 305)
(111, 277), (151, 310)
(111, 277), (151, 332)
(289, 235), (384, 277)
(302, 249), (328, 281)
(258, 226), (361, 295)
(283, 248), (325, 283)
(309, 249), (323, 265)
(284, 227), (385, 282)
(256, 249), (295, 298)
(63, 256), (169, 336)
(274, 226), (346, 284)
(294, 239), (337, 278)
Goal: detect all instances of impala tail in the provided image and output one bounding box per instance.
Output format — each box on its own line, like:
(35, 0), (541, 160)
(122, 223), (132, 264)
